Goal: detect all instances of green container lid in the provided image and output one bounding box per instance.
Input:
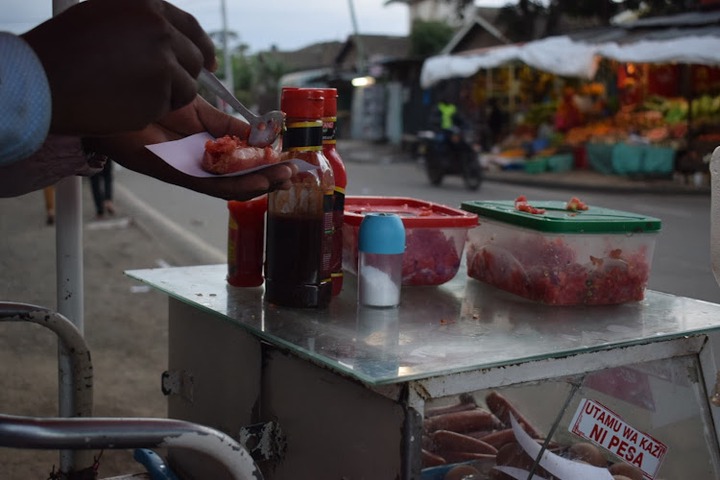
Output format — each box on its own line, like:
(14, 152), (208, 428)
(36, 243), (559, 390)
(460, 200), (661, 234)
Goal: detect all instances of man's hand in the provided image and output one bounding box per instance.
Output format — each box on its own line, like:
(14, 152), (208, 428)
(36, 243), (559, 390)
(85, 96), (296, 201)
(22, 0), (216, 136)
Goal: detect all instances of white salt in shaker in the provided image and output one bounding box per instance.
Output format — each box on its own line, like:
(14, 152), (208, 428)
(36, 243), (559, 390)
(358, 212), (406, 308)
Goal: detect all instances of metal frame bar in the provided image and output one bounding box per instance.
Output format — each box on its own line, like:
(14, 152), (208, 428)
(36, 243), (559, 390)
(0, 414), (263, 480)
(0, 301), (94, 471)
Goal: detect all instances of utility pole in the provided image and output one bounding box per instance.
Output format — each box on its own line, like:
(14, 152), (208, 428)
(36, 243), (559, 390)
(347, 0), (366, 73)
(221, 0), (234, 97)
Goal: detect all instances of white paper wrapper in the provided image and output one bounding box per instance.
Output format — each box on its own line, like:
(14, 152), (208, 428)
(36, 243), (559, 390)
(493, 414), (613, 480)
(145, 132), (315, 178)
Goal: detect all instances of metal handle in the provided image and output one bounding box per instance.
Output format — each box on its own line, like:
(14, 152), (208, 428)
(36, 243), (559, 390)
(198, 68), (257, 123)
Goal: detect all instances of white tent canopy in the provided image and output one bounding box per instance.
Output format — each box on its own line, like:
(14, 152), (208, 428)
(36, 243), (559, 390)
(597, 35), (720, 66)
(420, 33), (720, 88)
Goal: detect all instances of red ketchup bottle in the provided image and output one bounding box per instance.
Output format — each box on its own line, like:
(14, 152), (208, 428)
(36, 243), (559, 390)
(319, 88), (347, 296)
(264, 88), (335, 308)
(226, 195), (267, 287)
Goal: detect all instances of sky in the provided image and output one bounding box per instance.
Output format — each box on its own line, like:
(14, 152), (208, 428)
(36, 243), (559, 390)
(1, 0), (513, 54)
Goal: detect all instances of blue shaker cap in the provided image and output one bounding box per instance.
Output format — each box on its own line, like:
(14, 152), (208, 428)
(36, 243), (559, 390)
(358, 212), (406, 254)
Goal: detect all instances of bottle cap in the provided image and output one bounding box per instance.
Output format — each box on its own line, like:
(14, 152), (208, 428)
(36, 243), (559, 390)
(358, 213), (406, 254)
(318, 88), (338, 116)
(281, 87), (324, 118)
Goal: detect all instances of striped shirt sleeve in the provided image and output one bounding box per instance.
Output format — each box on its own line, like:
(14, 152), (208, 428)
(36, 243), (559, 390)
(0, 32), (51, 166)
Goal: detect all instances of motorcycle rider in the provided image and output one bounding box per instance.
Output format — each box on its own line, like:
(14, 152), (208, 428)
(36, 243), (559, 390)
(431, 95), (470, 152)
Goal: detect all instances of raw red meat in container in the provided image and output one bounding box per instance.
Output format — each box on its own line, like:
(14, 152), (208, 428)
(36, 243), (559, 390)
(343, 196), (478, 286)
(460, 200), (662, 305)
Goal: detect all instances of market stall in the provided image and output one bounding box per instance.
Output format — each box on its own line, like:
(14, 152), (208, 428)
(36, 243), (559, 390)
(420, 14), (720, 180)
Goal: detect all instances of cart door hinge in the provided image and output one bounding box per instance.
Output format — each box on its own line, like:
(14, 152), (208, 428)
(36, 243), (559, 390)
(161, 370), (194, 402)
(239, 421), (286, 462)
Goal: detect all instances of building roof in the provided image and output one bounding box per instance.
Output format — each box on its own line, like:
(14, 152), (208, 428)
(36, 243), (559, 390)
(441, 8), (512, 54)
(259, 41), (344, 73)
(258, 34), (410, 75)
(335, 34), (411, 71)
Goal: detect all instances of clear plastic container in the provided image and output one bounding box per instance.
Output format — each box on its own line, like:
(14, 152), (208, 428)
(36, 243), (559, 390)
(343, 196), (478, 286)
(461, 200), (662, 305)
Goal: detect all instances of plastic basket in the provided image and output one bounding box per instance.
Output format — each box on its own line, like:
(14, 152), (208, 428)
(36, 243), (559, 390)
(524, 157), (548, 174)
(546, 154), (574, 172)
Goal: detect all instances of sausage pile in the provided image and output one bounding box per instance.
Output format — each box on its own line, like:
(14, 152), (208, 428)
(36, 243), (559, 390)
(422, 391), (644, 480)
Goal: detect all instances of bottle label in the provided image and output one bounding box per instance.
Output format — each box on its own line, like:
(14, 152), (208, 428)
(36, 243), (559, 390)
(321, 192), (334, 278)
(322, 116), (337, 145)
(333, 186), (345, 211)
(284, 120), (323, 152)
(330, 188), (345, 295)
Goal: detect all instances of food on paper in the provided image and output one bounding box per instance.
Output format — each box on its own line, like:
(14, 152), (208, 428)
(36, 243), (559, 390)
(201, 135), (281, 175)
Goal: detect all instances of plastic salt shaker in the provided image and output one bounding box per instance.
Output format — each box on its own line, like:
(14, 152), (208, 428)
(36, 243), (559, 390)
(358, 213), (406, 308)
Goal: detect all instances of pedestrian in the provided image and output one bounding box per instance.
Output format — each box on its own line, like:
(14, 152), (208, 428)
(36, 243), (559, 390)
(0, 0), (294, 201)
(90, 157), (115, 220)
(43, 186), (55, 225)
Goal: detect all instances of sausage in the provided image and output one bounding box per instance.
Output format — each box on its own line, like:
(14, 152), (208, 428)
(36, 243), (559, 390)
(431, 430), (498, 455)
(485, 391), (544, 438)
(426, 402), (478, 418)
(608, 462), (643, 480)
(464, 429), (494, 439)
(495, 442), (550, 478)
(426, 393), (477, 417)
(422, 448), (447, 467)
(567, 442), (607, 467)
(426, 394), (478, 417)
(474, 428), (517, 449)
(440, 451), (496, 464)
(424, 409), (502, 434)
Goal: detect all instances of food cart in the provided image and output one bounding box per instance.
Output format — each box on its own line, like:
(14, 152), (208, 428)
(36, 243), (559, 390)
(128, 252), (720, 479)
(10, 6), (720, 477)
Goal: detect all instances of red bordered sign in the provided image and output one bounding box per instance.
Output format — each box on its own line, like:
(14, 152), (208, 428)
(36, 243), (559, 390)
(570, 398), (668, 480)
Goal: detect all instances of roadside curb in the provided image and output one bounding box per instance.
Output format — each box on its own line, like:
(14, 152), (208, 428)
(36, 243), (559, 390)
(114, 183), (226, 267)
(482, 171), (711, 195)
(337, 140), (710, 196)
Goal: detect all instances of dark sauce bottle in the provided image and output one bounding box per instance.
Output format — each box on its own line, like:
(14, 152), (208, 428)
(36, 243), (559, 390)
(264, 88), (335, 308)
(319, 88), (347, 296)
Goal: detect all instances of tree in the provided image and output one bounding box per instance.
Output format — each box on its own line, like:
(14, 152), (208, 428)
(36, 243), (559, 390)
(409, 19), (455, 57)
(496, 0), (544, 42)
(488, 0), (708, 41)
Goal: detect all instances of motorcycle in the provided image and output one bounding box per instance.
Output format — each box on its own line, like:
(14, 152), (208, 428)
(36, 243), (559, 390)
(416, 128), (483, 191)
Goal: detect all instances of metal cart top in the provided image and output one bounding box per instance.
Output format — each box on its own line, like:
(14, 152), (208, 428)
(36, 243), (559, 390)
(128, 264), (720, 386)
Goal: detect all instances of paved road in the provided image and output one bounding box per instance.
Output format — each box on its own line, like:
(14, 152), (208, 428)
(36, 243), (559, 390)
(115, 157), (720, 304)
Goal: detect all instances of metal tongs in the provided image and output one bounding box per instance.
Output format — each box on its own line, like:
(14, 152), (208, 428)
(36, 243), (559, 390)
(198, 68), (284, 148)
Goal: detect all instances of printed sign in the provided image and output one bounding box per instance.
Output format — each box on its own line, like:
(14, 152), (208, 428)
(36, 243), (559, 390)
(570, 398), (668, 480)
